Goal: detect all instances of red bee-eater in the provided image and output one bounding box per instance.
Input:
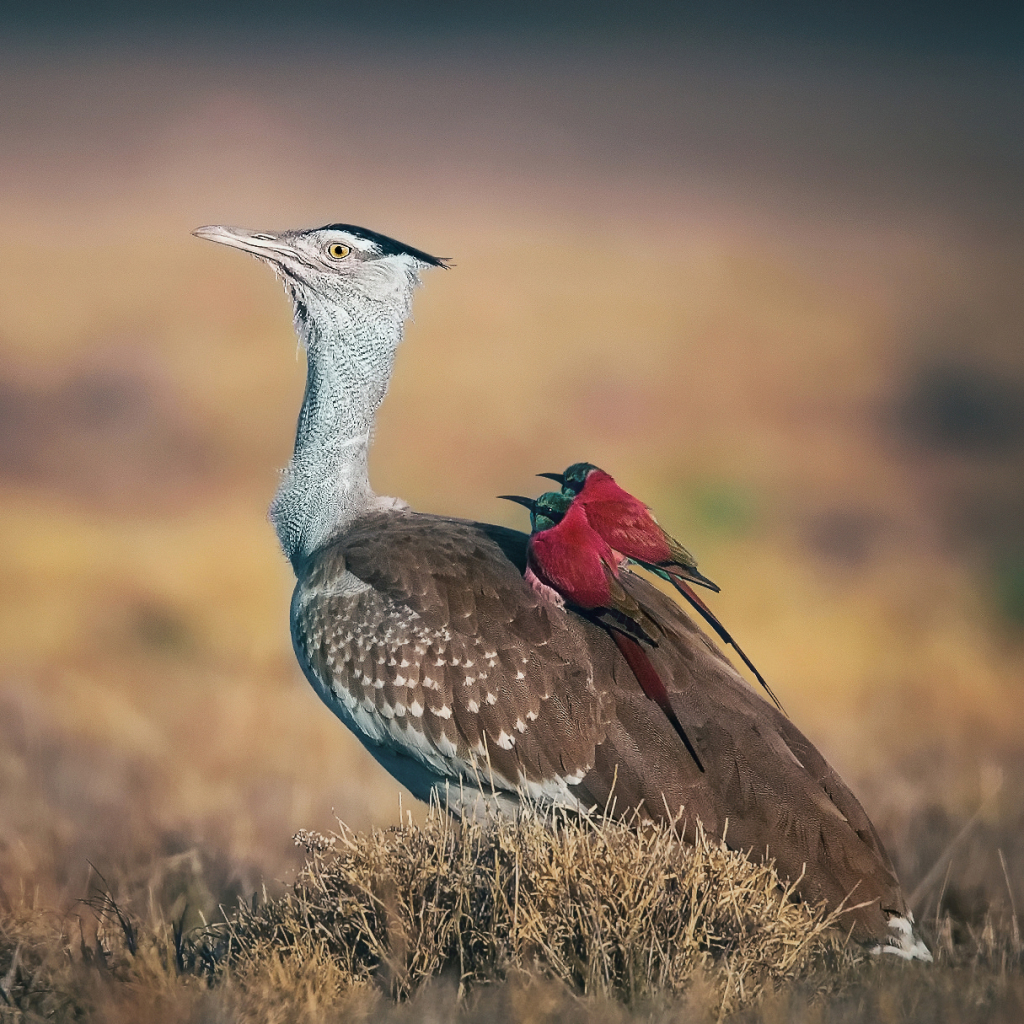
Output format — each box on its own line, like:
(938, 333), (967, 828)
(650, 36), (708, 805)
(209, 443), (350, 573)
(500, 491), (705, 772)
(540, 463), (783, 712)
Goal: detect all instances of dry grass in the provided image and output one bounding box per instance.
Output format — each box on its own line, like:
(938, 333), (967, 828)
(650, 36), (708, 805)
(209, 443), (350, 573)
(0, 811), (861, 1021)
(1, 804), (1022, 1023)
(201, 808), (843, 1006)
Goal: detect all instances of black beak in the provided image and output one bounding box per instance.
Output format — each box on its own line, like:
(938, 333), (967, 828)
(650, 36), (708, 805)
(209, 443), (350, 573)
(497, 495), (537, 511)
(537, 472), (565, 484)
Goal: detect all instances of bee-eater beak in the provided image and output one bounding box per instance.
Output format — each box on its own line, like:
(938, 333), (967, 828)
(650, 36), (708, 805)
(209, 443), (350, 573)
(537, 472), (565, 484)
(497, 495), (537, 511)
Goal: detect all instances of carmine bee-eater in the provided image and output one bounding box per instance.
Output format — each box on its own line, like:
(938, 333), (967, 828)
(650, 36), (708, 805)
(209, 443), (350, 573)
(540, 462), (783, 712)
(499, 491), (705, 772)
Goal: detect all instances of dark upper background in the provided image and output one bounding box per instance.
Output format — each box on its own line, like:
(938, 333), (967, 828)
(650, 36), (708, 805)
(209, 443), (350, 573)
(3, 0), (1020, 50)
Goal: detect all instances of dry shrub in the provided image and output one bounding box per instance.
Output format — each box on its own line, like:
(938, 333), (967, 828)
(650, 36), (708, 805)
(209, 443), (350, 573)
(189, 802), (846, 1013)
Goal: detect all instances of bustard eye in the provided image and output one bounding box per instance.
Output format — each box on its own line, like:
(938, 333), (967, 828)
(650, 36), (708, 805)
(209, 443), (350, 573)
(327, 243), (351, 260)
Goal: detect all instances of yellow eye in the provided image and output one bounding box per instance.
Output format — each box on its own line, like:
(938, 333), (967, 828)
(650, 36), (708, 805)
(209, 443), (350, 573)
(327, 243), (351, 259)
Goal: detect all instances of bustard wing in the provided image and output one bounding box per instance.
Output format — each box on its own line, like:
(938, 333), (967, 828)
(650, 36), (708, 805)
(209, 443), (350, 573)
(291, 510), (615, 809)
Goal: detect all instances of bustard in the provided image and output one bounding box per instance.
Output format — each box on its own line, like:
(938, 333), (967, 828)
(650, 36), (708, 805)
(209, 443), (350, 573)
(193, 222), (930, 960)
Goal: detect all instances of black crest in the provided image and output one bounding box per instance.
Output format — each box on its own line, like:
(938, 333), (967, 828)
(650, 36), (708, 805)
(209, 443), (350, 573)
(320, 224), (450, 268)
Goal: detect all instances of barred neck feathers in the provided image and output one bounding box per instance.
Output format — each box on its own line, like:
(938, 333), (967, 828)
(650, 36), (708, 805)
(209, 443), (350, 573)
(270, 267), (417, 568)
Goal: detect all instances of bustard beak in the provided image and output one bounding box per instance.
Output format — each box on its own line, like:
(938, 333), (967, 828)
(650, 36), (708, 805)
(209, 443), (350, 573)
(537, 472), (565, 485)
(192, 225), (300, 263)
(497, 495), (537, 511)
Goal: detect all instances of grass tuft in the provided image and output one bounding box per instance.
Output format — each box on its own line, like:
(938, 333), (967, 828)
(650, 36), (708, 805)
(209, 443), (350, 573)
(188, 803), (848, 1012)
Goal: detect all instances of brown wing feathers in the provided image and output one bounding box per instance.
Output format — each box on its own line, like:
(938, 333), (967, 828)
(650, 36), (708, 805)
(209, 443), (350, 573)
(297, 513), (611, 797)
(609, 630), (706, 773)
(610, 570), (908, 939)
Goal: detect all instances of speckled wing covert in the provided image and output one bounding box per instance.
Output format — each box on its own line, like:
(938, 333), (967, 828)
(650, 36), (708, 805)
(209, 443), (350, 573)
(290, 511), (615, 815)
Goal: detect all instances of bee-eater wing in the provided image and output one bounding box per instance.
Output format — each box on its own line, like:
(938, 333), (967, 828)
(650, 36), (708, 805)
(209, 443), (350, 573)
(603, 562), (663, 642)
(585, 606), (657, 645)
(660, 533), (721, 592)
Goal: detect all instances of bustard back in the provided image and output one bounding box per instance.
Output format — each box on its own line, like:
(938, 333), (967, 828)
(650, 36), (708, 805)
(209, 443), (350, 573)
(193, 222), (931, 960)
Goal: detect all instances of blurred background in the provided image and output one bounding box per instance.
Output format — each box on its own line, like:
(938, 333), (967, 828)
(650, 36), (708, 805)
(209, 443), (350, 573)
(1, 2), (1022, 930)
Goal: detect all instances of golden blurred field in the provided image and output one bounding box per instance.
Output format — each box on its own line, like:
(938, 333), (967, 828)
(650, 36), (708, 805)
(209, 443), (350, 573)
(1, 32), (1023, 1018)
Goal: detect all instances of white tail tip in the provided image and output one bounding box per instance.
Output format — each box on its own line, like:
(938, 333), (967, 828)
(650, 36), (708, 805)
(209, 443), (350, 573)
(870, 912), (933, 962)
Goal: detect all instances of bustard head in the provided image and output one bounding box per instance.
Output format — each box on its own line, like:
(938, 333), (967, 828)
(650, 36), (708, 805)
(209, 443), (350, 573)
(193, 223), (448, 338)
(193, 222), (448, 563)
